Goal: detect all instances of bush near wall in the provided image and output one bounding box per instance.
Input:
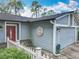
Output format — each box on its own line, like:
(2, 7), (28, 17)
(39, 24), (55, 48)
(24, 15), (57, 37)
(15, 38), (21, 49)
(0, 48), (31, 59)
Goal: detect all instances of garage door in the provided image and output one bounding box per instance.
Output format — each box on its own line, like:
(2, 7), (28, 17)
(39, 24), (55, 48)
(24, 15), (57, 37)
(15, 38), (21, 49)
(56, 27), (75, 49)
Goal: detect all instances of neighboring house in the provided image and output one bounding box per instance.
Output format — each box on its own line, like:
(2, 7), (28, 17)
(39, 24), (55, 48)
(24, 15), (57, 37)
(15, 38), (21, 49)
(0, 11), (78, 55)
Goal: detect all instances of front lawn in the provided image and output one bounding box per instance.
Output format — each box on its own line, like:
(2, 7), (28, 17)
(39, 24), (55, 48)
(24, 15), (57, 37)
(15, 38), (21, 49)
(0, 48), (31, 59)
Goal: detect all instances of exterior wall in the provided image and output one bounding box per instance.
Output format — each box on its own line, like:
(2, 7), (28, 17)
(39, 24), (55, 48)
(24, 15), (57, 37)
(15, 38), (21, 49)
(0, 21), (5, 43)
(56, 15), (69, 25)
(56, 27), (75, 49)
(21, 22), (31, 40)
(30, 21), (53, 52)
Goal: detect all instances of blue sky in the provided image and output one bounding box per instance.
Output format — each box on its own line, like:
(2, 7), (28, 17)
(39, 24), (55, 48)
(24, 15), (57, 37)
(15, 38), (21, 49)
(22, 0), (69, 6)
(0, 0), (79, 17)
(22, 0), (79, 7)
(19, 0), (79, 17)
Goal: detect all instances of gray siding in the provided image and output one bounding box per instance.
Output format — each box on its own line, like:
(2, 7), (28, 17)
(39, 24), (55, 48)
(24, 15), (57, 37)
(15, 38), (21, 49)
(30, 21), (53, 52)
(0, 22), (5, 43)
(56, 15), (69, 25)
(56, 27), (75, 49)
(21, 23), (31, 40)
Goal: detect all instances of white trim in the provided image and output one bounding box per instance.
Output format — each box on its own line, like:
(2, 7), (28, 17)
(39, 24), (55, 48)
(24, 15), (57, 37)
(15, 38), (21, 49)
(50, 20), (55, 24)
(5, 22), (21, 43)
(72, 14), (75, 26)
(75, 26), (77, 42)
(6, 21), (20, 23)
(6, 24), (17, 26)
(71, 26), (77, 27)
(50, 20), (57, 55)
(19, 22), (21, 41)
(56, 14), (68, 20)
(68, 14), (70, 26)
(56, 24), (76, 28)
(56, 24), (68, 27)
(53, 22), (56, 55)
(5, 21), (6, 42)
(15, 25), (17, 42)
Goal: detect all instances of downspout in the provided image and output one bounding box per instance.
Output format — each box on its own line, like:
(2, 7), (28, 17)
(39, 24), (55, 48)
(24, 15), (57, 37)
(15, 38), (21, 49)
(50, 20), (60, 56)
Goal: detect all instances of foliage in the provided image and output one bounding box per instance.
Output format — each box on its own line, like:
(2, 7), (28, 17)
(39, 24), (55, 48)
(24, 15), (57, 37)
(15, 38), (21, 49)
(0, 48), (31, 59)
(0, 0), (24, 15)
(0, 1), (9, 13)
(41, 9), (55, 16)
(31, 1), (55, 17)
(47, 10), (54, 15)
(31, 0), (41, 18)
(8, 0), (24, 15)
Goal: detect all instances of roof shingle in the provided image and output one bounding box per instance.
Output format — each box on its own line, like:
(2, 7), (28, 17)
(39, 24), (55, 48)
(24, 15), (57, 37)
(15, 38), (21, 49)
(0, 11), (74, 22)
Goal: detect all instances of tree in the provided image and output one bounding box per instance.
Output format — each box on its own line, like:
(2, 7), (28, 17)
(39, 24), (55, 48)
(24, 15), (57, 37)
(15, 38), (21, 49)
(41, 8), (55, 16)
(8, 0), (24, 15)
(0, 1), (10, 13)
(31, 0), (41, 18)
(47, 10), (55, 15)
(41, 8), (47, 16)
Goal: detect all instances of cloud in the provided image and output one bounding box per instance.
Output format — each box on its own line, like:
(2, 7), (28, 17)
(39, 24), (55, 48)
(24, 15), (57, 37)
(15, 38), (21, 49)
(21, 7), (32, 17)
(43, 0), (79, 13)
(68, 0), (79, 8)
(53, 2), (72, 12)
(21, 0), (79, 17)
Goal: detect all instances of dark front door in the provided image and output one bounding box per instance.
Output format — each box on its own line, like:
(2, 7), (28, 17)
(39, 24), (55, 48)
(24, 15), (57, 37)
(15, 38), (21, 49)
(7, 26), (16, 41)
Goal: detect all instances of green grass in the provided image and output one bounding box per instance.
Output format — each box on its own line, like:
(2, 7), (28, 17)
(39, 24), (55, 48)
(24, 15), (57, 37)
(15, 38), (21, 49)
(0, 48), (31, 59)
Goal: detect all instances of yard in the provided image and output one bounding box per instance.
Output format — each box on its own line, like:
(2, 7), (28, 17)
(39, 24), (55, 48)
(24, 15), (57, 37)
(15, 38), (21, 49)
(0, 48), (31, 59)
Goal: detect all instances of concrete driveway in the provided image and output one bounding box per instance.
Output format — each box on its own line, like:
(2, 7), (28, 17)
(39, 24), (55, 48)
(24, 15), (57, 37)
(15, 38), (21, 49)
(58, 43), (79, 59)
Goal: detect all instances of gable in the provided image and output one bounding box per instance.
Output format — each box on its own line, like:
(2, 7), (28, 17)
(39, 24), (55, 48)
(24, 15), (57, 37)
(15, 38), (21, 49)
(56, 14), (69, 25)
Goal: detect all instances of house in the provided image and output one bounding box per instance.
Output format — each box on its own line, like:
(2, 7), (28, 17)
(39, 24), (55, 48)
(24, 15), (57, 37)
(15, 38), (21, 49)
(0, 11), (78, 55)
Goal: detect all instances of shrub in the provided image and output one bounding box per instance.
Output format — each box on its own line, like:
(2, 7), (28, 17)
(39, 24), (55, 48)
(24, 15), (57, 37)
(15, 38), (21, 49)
(0, 48), (31, 59)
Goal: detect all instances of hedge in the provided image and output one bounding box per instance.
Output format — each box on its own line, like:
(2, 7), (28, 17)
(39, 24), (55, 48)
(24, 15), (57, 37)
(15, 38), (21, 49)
(0, 48), (31, 59)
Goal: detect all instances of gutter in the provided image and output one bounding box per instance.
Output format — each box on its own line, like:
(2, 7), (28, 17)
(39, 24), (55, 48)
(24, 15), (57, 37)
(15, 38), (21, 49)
(50, 20), (61, 56)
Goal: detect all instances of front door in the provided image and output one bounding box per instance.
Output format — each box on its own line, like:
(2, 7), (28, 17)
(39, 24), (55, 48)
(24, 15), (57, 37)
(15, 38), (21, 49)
(7, 26), (16, 42)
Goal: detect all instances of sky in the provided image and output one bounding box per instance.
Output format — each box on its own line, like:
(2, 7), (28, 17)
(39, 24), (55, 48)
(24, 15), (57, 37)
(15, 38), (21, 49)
(22, 0), (69, 6)
(20, 0), (79, 17)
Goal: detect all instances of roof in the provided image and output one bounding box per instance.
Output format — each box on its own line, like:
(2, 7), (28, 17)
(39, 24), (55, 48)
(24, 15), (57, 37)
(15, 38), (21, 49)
(31, 11), (74, 22)
(0, 13), (33, 22)
(0, 11), (74, 22)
